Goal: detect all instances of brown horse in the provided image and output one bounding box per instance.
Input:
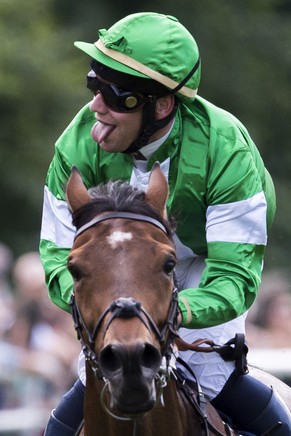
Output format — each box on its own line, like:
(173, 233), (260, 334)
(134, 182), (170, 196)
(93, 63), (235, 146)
(66, 164), (232, 436)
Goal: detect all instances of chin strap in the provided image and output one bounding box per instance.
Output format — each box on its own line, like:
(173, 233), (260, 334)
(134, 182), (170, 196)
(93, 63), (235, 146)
(123, 98), (179, 154)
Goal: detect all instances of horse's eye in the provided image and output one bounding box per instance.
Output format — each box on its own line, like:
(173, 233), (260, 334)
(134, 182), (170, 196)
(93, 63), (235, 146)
(163, 258), (176, 275)
(67, 262), (83, 281)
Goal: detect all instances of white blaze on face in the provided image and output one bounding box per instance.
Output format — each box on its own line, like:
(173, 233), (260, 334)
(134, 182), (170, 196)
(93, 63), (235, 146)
(107, 230), (133, 248)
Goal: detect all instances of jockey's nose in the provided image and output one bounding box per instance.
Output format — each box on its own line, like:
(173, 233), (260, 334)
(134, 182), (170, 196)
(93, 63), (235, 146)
(90, 92), (108, 114)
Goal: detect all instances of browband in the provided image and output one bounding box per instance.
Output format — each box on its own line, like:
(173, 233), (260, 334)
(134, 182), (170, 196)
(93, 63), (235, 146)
(74, 211), (168, 239)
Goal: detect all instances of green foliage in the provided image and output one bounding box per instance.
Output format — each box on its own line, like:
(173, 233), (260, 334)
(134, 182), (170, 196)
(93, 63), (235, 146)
(0, 0), (88, 252)
(0, 0), (290, 271)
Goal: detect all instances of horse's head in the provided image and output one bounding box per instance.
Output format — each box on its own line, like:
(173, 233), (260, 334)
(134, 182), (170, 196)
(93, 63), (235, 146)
(66, 164), (178, 416)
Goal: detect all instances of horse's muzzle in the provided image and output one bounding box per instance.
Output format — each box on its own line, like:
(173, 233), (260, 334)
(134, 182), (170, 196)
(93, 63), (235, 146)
(99, 342), (162, 414)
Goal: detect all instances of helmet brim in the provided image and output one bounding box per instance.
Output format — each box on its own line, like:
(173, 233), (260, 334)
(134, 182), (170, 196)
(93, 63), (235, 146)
(74, 41), (149, 79)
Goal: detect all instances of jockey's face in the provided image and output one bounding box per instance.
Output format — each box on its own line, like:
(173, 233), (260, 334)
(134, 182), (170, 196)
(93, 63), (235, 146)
(90, 92), (175, 153)
(90, 92), (144, 153)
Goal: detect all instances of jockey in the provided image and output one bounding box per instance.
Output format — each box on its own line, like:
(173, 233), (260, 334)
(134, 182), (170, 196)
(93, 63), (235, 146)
(40, 12), (291, 435)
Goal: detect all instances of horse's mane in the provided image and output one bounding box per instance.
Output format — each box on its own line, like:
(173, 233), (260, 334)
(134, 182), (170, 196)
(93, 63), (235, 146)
(72, 180), (175, 236)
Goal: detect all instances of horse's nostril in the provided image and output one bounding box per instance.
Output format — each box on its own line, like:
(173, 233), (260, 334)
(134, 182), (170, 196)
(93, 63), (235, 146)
(141, 343), (161, 370)
(99, 342), (162, 379)
(99, 345), (121, 374)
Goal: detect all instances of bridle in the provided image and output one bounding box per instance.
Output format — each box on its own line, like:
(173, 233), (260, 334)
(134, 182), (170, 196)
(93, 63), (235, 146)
(70, 211), (179, 383)
(70, 211), (235, 436)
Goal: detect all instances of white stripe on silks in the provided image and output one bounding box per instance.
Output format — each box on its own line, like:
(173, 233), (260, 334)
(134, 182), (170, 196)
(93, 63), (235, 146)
(206, 191), (267, 245)
(40, 186), (76, 247)
(179, 296), (193, 324)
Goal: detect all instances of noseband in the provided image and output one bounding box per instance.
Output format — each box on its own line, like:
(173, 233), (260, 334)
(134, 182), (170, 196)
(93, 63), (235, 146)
(70, 211), (179, 380)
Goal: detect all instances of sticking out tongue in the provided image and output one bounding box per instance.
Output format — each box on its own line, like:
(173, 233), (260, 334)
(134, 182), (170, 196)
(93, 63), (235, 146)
(91, 122), (115, 144)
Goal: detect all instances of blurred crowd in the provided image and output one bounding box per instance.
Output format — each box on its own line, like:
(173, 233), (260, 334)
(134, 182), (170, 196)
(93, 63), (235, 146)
(245, 269), (291, 388)
(0, 241), (291, 434)
(0, 242), (80, 435)
(246, 269), (291, 349)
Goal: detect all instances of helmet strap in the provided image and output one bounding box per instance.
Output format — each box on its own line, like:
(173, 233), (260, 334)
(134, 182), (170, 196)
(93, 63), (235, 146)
(169, 58), (200, 95)
(123, 98), (179, 154)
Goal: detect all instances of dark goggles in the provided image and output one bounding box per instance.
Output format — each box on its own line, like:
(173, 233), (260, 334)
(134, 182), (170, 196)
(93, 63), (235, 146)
(86, 70), (156, 113)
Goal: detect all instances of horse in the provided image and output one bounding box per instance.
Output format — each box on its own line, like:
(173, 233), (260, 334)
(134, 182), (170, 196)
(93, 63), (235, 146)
(66, 164), (233, 436)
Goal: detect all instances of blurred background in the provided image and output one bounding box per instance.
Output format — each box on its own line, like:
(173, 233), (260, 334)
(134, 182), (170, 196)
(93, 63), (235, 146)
(0, 0), (291, 434)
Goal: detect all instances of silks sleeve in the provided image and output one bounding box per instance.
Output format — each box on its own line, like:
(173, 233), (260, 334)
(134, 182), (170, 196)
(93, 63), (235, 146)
(179, 129), (276, 329)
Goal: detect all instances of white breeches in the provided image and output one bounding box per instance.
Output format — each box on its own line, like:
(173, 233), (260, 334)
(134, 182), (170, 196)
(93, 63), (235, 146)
(175, 254), (247, 400)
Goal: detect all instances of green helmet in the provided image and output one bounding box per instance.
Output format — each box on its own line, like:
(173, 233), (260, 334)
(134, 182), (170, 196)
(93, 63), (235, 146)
(75, 12), (201, 102)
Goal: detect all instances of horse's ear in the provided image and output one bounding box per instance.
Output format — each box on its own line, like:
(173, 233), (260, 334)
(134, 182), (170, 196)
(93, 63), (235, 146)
(145, 163), (168, 218)
(66, 166), (91, 212)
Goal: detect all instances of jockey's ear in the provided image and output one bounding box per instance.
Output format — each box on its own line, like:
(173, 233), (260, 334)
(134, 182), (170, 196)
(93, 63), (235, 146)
(145, 162), (169, 219)
(66, 166), (91, 212)
(154, 94), (175, 120)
